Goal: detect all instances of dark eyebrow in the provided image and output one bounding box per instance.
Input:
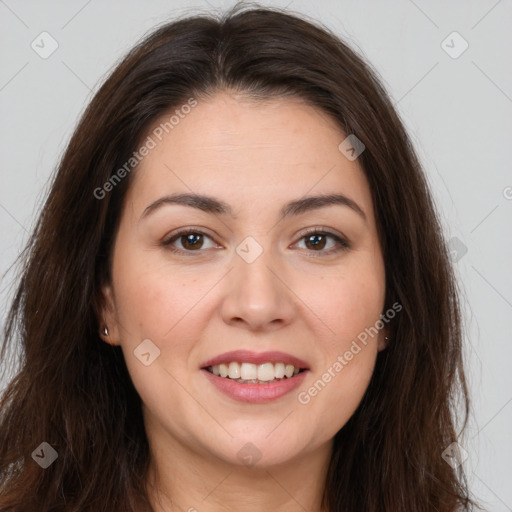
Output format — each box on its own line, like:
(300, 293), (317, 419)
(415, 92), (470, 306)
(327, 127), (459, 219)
(140, 193), (232, 221)
(281, 193), (366, 222)
(140, 192), (366, 222)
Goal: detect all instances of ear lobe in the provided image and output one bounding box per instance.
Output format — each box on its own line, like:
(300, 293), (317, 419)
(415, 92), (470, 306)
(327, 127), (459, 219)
(377, 330), (390, 352)
(98, 284), (120, 346)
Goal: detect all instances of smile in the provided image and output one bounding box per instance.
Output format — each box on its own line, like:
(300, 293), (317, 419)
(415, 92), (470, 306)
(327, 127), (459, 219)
(205, 361), (305, 383)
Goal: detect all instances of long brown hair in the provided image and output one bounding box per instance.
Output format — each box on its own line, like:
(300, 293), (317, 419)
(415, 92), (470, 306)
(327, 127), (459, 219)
(0, 3), (481, 511)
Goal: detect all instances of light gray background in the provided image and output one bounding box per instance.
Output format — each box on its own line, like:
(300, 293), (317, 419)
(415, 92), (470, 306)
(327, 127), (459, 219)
(1, 0), (511, 510)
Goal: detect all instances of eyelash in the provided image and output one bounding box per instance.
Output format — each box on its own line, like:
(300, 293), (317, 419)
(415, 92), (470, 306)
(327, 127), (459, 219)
(161, 227), (350, 257)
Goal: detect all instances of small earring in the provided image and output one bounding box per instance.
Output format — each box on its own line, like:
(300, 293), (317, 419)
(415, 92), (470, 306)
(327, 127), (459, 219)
(385, 336), (390, 341)
(101, 325), (109, 336)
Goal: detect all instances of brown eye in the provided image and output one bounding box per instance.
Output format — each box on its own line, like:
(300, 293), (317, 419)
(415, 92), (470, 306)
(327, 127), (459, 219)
(178, 232), (204, 250)
(162, 229), (218, 254)
(304, 233), (328, 251)
(294, 229), (350, 256)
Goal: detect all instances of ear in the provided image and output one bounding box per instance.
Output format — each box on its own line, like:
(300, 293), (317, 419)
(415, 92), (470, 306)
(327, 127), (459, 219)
(97, 283), (121, 346)
(377, 328), (390, 352)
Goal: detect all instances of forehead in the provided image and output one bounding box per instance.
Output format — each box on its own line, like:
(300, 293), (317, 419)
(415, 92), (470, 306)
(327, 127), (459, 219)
(125, 92), (374, 221)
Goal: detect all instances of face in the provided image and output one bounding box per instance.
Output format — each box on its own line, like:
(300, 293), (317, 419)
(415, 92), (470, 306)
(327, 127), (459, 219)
(100, 91), (387, 469)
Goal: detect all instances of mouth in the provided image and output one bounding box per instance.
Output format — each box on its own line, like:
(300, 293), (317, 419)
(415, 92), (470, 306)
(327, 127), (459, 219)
(200, 363), (309, 404)
(203, 362), (308, 384)
(200, 350), (310, 385)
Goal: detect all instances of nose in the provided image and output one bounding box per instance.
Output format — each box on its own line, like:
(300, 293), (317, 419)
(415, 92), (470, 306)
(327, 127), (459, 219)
(220, 243), (296, 332)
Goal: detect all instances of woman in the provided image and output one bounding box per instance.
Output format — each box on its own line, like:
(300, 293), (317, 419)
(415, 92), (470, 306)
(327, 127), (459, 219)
(0, 3), (481, 511)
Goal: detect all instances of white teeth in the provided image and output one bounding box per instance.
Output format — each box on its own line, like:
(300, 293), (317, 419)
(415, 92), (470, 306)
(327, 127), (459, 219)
(219, 363), (229, 378)
(228, 362), (241, 379)
(240, 362), (258, 380)
(257, 363), (275, 382)
(284, 364), (295, 378)
(208, 361), (304, 381)
(274, 362), (285, 379)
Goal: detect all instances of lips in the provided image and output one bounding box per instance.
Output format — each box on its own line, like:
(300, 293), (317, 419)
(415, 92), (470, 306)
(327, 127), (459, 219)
(200, 349), (310, 370)
(201, 366), (308, 403)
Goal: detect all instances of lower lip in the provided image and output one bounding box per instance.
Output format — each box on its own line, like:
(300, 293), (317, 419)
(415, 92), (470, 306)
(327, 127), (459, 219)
(201, 368), (309, 403)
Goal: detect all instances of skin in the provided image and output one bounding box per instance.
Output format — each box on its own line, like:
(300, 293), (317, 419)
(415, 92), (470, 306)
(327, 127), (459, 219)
(100, 91), (388, 512)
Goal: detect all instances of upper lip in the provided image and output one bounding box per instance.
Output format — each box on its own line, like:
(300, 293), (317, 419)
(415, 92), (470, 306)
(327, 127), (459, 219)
(200, 350), (310, 370)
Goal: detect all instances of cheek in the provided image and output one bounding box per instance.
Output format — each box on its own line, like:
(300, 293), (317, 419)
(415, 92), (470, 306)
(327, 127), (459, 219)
(300, 319), (379, 433)
(112, 267), (201, 410)
(297, 252), (384, 414)
(304, 264), (385, 342)
(312, 351), (377, 432)
(113, 245), (202, 338)
(112, 253), (214, 383)
(114, 275), (174, 338)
